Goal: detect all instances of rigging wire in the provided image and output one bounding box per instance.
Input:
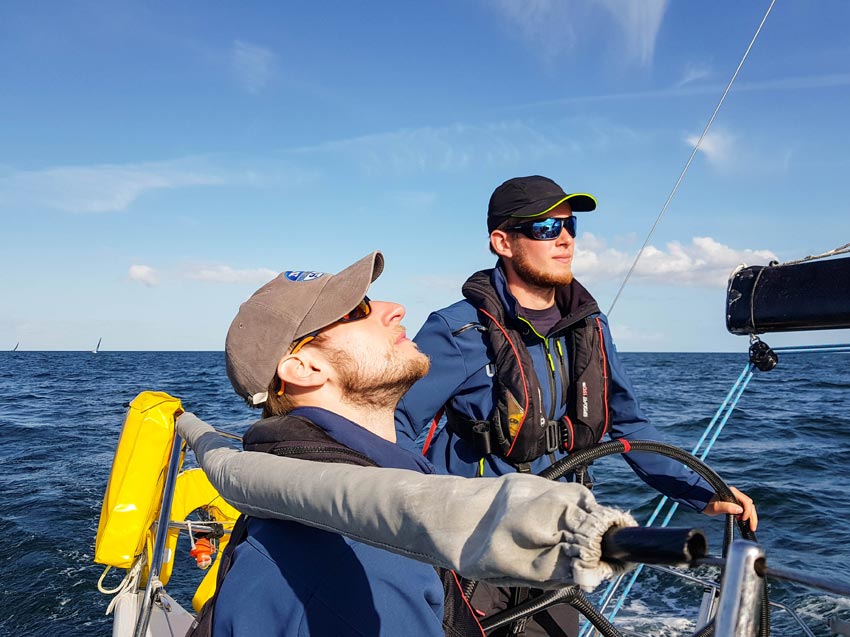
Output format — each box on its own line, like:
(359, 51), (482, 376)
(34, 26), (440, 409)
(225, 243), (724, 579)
(607, 0), (778, 317)
(780, 241), (850, 265)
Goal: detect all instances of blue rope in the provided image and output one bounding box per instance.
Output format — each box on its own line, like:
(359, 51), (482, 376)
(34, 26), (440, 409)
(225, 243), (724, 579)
(774, 342), (850, 352)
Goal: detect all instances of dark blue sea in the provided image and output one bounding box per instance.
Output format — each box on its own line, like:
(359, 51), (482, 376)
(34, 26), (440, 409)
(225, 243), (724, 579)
(1, 350), (849, 636)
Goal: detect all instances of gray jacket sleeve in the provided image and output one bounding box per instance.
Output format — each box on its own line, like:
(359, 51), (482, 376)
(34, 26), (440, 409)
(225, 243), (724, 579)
(177, 412), (636, 591)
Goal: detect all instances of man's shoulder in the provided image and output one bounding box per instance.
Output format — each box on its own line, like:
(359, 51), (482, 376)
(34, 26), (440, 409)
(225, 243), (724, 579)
(425, 299), (480, 329)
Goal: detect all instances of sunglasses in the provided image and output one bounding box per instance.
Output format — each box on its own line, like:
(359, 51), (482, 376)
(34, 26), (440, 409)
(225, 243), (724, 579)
(505, 216), (577, 240)
(289, 297), (372, 356)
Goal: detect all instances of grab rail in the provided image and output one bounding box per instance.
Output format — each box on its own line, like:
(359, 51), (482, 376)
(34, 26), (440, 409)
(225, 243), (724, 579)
(133, 432), (184, 637)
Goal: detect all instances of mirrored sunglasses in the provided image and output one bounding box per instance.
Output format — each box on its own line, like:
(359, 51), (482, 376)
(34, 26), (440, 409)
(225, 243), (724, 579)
(505, 216), (577, 240)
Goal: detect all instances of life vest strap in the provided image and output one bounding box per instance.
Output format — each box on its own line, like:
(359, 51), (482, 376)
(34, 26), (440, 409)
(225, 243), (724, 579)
(445, 407), (564, 463)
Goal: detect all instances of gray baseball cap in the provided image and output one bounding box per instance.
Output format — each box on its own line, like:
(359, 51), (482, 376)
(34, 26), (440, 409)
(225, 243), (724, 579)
(225, 251), (384, 406)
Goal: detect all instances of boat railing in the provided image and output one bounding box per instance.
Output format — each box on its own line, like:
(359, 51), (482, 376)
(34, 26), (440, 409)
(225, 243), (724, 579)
(166, 520), (233, 535)
(133, 432), (184, 637)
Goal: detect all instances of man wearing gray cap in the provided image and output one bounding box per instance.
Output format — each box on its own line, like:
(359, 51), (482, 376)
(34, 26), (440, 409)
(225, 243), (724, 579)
(180, 249), (645, 636)
(207, 251), (468, 636)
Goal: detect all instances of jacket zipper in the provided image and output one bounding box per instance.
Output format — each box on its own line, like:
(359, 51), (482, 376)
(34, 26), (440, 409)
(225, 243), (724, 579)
(518, 317), (557, 421)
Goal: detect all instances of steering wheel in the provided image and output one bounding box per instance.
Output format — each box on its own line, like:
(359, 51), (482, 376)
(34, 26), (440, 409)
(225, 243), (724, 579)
(478, 439), (767, 637)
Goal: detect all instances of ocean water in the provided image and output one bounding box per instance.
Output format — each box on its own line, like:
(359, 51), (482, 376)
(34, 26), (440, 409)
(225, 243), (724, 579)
(0, 350), (848, 636)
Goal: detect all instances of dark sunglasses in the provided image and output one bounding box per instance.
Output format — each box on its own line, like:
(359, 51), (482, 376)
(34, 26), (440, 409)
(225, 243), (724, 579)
(289, 297), (372, 356)
(505, 216), (577, 240)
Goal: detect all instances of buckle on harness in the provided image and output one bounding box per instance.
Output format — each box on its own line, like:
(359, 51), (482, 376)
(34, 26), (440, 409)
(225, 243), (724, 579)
(470, 421), (494, 456)
(545, 420), (560, 453)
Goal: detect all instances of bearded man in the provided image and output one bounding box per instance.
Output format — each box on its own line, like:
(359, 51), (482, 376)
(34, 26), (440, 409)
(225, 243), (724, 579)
(395, 175), (757, 637)
(201, 252), (467, 636)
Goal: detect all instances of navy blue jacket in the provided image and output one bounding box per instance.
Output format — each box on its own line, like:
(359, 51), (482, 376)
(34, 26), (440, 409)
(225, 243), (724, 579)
(395, 267), (715, 511)
(213, 407), (445, 636)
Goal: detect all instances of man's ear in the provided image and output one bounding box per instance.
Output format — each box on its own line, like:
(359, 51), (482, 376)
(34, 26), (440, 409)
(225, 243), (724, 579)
(490, 230), (514, 259)
(277, 350), (328, 391)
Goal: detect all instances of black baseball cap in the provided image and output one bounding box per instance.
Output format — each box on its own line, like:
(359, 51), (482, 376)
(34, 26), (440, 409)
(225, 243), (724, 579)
(487, 176), (597, 233)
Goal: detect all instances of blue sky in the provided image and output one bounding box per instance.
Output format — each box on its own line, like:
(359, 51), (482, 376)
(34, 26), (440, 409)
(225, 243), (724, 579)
(2, 0), (849, 352)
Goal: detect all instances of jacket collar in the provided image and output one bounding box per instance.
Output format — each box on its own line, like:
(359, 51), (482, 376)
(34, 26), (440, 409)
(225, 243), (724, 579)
(289, 407), (434, 474)
(490, 262), (600, 329)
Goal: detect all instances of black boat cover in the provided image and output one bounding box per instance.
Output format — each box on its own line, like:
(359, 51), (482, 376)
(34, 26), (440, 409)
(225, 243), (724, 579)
(726, 255), (850, 335)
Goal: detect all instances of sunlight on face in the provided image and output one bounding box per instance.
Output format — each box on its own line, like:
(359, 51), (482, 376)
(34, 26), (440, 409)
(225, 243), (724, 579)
(319, 301), (430, 409)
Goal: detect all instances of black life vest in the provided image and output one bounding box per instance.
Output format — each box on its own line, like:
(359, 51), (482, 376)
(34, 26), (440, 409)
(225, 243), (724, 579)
(447, 269), (611, 466)
(188, 414), (483, 637)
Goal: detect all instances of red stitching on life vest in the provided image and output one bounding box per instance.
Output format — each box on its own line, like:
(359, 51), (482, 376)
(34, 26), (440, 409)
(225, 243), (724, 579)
(421, 407), (444, 456)
(595, 317), (610, 440)
(479, 308), (529, 458)
(450, 570), (486, 636)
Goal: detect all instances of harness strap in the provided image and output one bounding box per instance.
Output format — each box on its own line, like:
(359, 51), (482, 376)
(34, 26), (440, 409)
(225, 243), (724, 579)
(445, 406), (565, 461)
(444, 409), (496, 456)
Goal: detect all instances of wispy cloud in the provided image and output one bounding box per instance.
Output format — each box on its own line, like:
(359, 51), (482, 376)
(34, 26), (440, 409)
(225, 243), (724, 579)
(676, 62), (712, 87)
(515, 72), (850, 109)
(289, 120), (581, 176)
(0, 156), (314, 214)
(686, 128), (791, 176)
(125, 262), (279, 286)
(573, 234), (778, 287)
(0, 158), (224, 213)
(230, 40), (276, 93)
(487, 0), (669, 67)
(129, 265), (158, 286)
(596, 0), (669, 67)
(184, 264), (278, 284)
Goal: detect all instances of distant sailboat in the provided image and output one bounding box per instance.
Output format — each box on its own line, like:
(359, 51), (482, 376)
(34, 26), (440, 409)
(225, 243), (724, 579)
(12, 342), (19, 352)
(92, 337), (102, 354)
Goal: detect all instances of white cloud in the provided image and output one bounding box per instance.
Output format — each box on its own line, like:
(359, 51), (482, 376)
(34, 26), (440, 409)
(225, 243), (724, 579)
(185, 264), (278, 284)
(129, 265), (158, 286)
(0, 158), (224, 213)
(596, 0), (669, 67)
(609, 322), (665, 344)
(487, 0), (668, 67)
(686, 129), (737, 166)
(573, 233), (778, 287)
(686, 128), (791, 176)
(231, 40), (276, 94)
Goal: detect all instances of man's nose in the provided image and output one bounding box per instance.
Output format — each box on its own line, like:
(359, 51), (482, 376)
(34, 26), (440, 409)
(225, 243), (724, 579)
(372, 300), (406, 324)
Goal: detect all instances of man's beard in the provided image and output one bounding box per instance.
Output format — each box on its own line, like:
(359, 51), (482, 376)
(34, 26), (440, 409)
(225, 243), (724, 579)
(322, 343), (430, 410)
(511, 241), (573, 287)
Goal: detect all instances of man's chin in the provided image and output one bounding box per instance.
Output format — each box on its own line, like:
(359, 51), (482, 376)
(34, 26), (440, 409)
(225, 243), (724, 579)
(409, 351), (431, 380)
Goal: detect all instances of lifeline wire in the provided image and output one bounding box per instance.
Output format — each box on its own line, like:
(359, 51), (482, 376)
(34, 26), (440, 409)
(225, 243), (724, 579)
(606, 0), (778, 317)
